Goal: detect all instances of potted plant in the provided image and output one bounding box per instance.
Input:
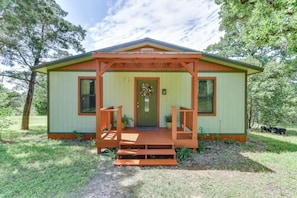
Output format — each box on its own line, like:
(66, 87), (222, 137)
(164, 114), (172, 129)
(121, 114), (133, 129)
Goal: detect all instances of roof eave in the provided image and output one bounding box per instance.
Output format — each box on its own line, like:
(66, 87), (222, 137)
(201, 52), (263, 75)
(32, 52), (94, 73)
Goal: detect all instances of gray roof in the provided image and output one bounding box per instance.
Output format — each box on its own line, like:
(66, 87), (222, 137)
(33, 37), (263, 75)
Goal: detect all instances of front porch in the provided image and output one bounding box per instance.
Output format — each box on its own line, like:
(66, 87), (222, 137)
(93, 52), (200, 166)
(96, 106), (198, 166)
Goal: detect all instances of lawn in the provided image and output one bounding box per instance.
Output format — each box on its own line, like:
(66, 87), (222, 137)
(0, 116), (103, 197)
(1, 117), (297, 197)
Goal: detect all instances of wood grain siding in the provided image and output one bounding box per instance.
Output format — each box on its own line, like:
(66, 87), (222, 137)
(199, 134), (246, 142)
(198, 72), (246, 135)
(51, 59), (241, 72)
(199, 60), (241, 72)
(56, 60), (96, 71)
(49, 71), (96, 133)
(48, 133), (96, 140)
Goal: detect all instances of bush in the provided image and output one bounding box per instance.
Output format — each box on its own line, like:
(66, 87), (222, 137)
(176, 147), (192, 162)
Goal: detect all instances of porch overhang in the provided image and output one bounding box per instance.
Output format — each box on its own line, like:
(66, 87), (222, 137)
(92, 52), (201, 75)
(92, 52), (202, 59)
(94, 52), (199, 149)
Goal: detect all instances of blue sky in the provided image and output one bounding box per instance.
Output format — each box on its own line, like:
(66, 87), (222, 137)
(1, 0), (224, 88)
(56, 0), (224, 52)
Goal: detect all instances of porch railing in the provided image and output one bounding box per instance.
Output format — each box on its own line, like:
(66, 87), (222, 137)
(171, 106), (196, 141)
(97, 105), (122, 141)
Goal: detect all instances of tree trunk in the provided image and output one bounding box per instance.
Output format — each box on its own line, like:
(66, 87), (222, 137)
(248, 97), (253, 129)
(21, 71), (37, 130)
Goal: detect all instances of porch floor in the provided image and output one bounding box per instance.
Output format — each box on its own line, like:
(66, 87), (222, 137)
(121, 128), (173, 145)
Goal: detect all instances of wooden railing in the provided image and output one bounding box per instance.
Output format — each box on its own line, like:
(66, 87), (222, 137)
(171, 106), (196, 141)
(98, 105), (122, 141)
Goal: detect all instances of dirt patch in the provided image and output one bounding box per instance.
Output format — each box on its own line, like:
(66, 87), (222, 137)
(179, 140), (271, 172)
(73, 139), (272, 197)
(71, 159), (139, 198)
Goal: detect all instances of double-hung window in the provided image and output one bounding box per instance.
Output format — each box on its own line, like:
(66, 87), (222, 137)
(79, 77), (96, 114)
(198, 77), (216, 116)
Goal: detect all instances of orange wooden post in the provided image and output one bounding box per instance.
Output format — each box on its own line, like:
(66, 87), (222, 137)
(171, 106), (177, 141)
(192, 60), (198, 141)
(117, 106), (122, 142)
(96, 60), (102, 154)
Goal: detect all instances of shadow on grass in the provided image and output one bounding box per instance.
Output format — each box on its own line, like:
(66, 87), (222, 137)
(286, 129), (297, 136)
(177, 140), (274, 173)
(0, 131), (103, 197)
(247, 132), (297, 152)
(175, 132), (297, 173)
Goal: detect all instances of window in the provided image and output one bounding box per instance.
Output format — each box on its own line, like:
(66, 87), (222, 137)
(79, 77), (96, 114)
(198, 77), (216, 116)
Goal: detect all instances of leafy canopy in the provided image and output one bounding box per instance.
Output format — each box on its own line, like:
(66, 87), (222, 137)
(0, 0), (86, 67)
(0, 0), (86, 129)
(207, 0), (297, 126)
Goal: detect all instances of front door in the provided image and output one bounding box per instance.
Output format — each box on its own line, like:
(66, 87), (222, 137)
(135, 78), (158, 127)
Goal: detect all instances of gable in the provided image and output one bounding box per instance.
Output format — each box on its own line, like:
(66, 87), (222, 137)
(115, 44), (183, 52)
(33, 37), (263, 75)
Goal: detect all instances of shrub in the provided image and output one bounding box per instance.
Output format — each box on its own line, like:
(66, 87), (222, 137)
(176, 147), (192, 162)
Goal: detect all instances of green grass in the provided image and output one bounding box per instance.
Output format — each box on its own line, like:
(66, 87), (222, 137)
(0, 116), (104, 197)
(1, 117), (297, 197)
(124, 132), (297, 197)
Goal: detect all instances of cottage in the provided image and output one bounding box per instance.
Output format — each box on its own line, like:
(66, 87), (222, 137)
(33, 38), (263, 165)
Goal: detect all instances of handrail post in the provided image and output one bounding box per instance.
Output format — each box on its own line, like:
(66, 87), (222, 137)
(117, 106), (122, 141)
(172, 106), (177, 141)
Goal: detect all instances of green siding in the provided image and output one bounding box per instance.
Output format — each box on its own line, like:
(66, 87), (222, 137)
(198, 72), (246, 134)
(103, 72), (192, 127)
(49, 71), (96, 133)
(49, 71), (246, 134)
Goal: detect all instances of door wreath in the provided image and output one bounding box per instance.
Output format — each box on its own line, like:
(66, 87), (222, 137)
(140, 82), (154, 97)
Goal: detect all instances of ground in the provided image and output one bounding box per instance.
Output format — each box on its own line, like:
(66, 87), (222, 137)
(74, 133), (297, 198)
(1, 117), (297, 197)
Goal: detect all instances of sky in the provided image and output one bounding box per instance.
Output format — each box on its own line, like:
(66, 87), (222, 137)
(56, 0), (224, 52)
(1, 0), (224, 86)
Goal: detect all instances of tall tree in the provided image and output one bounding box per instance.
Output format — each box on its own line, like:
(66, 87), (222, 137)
(207, 0), (297, 126)
(0, 0), (86, 129)
(33, 74), (47, 115)
(0, 85), (13, 130)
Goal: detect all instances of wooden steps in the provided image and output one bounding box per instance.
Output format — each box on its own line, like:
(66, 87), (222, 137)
(117, 149), (176, 156)
(114, 159), (178, 166)
(115, 140), (178, 166)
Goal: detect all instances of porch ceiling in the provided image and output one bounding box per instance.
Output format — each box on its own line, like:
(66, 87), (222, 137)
(92, 52), (202, 61)
(93, 52), (201, 75)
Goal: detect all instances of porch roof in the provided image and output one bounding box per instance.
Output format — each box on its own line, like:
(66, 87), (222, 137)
(32, 38), (263, 75)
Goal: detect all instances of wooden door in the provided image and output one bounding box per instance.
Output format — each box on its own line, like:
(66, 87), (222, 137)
(135, 79), (158, 127)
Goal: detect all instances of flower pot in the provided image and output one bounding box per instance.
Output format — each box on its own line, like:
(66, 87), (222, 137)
(122, 122), (127, 130)
(166, 122), (172, 129)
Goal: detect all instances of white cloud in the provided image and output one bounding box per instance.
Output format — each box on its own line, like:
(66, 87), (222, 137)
(88, 0), (224, 51)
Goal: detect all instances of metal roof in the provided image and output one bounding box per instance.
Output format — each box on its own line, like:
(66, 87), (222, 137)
(33, 37), (263, 75)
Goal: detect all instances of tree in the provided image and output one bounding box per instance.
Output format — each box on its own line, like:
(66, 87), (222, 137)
(33, 74), (47, 115)
(207, 0), (297, 126)
(0, 0), (86, 129)
(0, 85), (13, 130)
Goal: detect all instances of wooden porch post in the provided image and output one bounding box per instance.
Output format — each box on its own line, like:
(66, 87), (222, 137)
(117, 105), (123, 142)
(96, 60), (102, 154)
(192, 60), (198, 141)
(171, 106), (177, 141)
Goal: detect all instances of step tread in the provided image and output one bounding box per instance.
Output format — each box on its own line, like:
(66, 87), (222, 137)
(117, 149), (176, 155)
(119, 141), (174, 146)
(114, 159), (178, 166)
